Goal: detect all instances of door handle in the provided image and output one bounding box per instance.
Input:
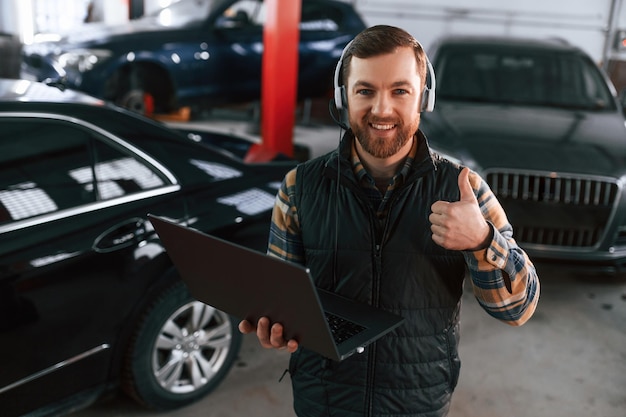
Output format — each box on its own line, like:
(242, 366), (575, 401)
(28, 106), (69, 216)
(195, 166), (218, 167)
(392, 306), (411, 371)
(92, 217), (147, 253)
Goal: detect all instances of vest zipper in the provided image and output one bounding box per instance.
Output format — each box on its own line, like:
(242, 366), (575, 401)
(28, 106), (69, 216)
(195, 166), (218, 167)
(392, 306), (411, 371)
(365, 194), (399, 416)
(365, 242), (382, 416)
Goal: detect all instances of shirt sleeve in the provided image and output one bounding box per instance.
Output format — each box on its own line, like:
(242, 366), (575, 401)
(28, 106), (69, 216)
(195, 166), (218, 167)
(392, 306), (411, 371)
(462, 170), (540, 326)
(267, 167), (305, 265)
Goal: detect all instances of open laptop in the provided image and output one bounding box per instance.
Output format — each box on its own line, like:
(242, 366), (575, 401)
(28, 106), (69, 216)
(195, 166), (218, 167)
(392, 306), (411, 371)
(148, 214), (405, 362)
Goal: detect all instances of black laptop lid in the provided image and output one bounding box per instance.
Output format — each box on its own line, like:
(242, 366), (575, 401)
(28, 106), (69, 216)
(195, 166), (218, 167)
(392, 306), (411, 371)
(148, 214), (405, 361)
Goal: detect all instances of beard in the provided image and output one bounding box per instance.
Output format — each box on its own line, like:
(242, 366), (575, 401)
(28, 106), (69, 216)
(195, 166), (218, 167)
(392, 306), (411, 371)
(351, 114), (420, 159)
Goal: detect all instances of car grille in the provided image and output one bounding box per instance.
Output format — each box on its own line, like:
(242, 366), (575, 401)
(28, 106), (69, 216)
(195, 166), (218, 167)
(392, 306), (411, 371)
(485, 171), (619, 248)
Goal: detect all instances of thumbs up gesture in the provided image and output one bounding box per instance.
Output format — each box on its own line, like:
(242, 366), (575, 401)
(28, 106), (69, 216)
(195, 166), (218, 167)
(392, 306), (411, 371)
(429, 167), (491, 251)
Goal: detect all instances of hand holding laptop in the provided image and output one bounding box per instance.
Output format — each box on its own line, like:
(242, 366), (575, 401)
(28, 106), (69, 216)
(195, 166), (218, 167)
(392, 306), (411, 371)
(239, 317), (299, 353)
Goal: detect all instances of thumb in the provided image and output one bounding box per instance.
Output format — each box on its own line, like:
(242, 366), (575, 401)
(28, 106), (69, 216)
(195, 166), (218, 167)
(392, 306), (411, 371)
(458, 167), (476, 202)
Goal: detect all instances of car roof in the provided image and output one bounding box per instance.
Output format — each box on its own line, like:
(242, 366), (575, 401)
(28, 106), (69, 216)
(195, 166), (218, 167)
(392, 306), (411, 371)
(0, 78), (189, 147)
(430, 35), (582, 54)
(0, 78), (105, 105)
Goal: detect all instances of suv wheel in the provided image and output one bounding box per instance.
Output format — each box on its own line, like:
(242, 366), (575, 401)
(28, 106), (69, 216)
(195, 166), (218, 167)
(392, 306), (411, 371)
(122, 281), (242, 410)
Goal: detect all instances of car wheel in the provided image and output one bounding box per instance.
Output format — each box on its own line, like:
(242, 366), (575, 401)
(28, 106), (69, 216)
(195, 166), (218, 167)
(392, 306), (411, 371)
(111, 64), (175, 115)
(122, 281), (242, 410)
(118, 89), (155, 115)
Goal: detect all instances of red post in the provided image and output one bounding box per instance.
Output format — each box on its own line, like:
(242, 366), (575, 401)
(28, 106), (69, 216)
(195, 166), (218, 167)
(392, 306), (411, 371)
(245, 0), (301, 162)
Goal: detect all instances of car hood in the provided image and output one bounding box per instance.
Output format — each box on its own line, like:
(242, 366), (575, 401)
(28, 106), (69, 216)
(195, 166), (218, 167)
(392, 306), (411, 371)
(24, 18), (199, 59)
(422, 102), (626, 178)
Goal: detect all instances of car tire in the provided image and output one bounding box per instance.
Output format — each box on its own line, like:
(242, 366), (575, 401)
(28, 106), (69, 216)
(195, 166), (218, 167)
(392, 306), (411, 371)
(112, 64), (175, 115)
(118, 89), (155, 115)
(122, 281), (242, 410)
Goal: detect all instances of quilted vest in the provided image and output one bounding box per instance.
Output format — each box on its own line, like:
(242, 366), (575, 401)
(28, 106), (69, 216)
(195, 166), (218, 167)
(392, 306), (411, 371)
(289, 131), (466, 417)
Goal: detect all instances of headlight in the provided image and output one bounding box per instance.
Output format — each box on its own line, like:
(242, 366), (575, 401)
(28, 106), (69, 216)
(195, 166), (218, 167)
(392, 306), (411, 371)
(56, 49), (112, 72)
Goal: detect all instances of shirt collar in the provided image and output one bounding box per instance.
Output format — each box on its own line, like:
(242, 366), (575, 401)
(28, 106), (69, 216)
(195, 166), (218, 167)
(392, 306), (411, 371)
(350, 135), (418, 185)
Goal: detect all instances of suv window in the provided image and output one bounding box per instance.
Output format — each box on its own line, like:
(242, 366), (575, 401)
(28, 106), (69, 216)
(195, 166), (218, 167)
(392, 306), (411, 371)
(436, 46), (616, 111)
(0, 118), (165, 225)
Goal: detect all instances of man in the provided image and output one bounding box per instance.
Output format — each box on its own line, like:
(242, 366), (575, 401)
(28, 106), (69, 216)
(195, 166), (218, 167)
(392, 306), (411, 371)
(240, 25), (540, 417)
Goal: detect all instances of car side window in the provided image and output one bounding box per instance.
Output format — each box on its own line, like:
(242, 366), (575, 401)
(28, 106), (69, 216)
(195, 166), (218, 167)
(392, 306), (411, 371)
(300, 2), (341, 31)
(0, 119), (95, 224)
(78, 139), (166, 200)
(0, 118), (165, 226)
(216, 0), (265, 28)
(579, 58), (615, 109)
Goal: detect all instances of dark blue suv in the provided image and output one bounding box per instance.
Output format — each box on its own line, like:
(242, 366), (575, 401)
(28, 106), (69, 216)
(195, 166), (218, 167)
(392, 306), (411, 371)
(20, 0), (366, 115)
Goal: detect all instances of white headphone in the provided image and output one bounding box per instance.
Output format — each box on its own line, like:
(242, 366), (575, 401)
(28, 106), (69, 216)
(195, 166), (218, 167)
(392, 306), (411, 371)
(332, 39), (436, 129)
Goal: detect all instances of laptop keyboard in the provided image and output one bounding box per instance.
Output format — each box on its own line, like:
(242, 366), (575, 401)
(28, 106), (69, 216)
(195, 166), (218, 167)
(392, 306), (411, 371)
(325, 312), (366, 344)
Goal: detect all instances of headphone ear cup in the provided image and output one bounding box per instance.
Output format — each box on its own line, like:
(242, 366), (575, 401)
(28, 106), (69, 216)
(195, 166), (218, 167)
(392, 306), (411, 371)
(340, 87), (349, 127)
(335, 85), (350, 129)
(421, 86), (435, 112)
(421, 55), (436, 112)
(332, 40), (353, 130)
(334, 85), (345, 110)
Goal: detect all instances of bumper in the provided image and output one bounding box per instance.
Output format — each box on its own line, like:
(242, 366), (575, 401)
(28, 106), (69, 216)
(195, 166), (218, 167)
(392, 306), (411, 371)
(527, 246), (626, 275)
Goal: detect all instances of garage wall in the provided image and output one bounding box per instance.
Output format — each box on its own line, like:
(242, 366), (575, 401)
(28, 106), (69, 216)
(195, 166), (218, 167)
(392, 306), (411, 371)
(0, 2), (19, 36)
(1, 0), (625, 65)
(350, 0), (624, 64)
(0, 0), (129, 43)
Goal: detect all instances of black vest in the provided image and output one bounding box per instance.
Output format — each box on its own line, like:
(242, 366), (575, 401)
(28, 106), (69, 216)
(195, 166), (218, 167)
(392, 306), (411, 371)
(289, 131), (467, 417)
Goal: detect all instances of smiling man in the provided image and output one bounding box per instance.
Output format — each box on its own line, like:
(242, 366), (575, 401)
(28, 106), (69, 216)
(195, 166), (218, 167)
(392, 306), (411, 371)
(239, 25), (540, 417)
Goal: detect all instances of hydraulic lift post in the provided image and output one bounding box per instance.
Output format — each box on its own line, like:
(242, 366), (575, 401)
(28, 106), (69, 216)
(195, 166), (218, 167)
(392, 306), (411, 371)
(245, 0), (301, 162)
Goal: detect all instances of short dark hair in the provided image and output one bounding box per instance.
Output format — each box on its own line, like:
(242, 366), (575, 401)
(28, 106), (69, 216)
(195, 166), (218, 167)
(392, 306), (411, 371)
(340, 25), (428, 89)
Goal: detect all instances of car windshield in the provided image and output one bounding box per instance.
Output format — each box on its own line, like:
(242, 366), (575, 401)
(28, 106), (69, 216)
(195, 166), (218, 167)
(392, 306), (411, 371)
(436, 45), (616, 111)
(141, 0), (215, 27)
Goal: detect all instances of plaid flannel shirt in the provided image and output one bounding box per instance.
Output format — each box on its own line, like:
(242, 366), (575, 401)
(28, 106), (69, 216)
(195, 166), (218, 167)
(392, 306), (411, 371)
(268, 138), (539, 326)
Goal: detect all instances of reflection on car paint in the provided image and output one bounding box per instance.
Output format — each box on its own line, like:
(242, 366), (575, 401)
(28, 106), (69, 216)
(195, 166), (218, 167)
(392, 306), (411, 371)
(0, 182), (58, 219)
(30, 252), (80, 268)
(69, 157), (166, 199)
(190, 159), (243, 180)
(217, 188), (276, 215)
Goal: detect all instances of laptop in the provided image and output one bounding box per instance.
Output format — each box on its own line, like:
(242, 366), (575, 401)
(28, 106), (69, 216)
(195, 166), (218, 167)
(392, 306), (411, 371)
(148, 214), (405, 362)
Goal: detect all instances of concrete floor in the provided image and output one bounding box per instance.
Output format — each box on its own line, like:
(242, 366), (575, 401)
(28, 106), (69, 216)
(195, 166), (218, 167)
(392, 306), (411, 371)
(76, 262), (626, 417)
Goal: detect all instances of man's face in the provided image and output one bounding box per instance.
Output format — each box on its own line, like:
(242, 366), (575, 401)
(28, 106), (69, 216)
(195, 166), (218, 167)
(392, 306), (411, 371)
(346, 46), (423, 159)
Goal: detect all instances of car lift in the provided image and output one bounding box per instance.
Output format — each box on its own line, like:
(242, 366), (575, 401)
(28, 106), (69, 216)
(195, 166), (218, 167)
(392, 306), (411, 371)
(244, 0), (300, 162)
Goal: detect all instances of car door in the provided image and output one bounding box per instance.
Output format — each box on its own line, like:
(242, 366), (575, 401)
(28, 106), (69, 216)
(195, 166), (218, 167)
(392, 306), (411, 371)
(296, 0), (359, 98)
(202, 0), (266, 100)
(0, 115), (185, 414)
(156, 0), (266, 103)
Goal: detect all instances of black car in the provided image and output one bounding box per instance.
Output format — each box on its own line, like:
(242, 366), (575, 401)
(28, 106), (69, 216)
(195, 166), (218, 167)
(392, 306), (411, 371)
(20, 0), (366, 115)
(421, 35), (626, 273)
(0, 78), (294, 415)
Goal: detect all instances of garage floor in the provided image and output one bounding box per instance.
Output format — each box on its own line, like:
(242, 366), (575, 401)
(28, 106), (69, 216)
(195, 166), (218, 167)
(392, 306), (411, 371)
(76, 262), (626, 417)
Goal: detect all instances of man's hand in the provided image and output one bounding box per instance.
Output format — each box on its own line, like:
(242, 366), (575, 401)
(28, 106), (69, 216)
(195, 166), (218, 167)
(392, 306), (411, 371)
(429, 167), (491, 251)
(238, 317), (299, 353)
